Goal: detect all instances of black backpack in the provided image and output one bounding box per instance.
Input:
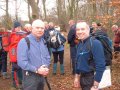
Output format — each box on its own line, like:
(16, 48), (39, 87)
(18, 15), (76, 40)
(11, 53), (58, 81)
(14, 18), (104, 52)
(47, 30), (66, 49)
(88, 32), (112, 66)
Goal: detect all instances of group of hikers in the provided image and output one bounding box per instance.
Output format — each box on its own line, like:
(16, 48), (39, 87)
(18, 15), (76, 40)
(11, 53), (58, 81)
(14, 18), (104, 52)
(0, 19), (120, 90)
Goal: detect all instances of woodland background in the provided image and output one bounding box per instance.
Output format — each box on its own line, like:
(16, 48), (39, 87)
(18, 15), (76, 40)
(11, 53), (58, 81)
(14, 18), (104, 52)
(0, 0), (120, 90)
(0, 0), (120, 37)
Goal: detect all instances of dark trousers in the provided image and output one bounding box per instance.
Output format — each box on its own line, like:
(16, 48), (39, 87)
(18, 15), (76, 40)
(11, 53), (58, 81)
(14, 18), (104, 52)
(1, 51), (7, 72)
(22, 70), (45, 90)
(0, 51), (7, 73)
(70, 46), (77, 74)
(80, 72), (94, 90)
(53, 50), (64, 64)
(114, 46), (120, 52)
(48, 48), (52, 57)
(11, 62), (22, 87)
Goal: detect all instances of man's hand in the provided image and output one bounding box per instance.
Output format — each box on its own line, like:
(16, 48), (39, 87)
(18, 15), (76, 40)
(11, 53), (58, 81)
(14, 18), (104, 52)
(91, 81), (99, 90)
(37, 65), (49, 76)
(91, 86), (99, 90)
(74, 74), (80, 88)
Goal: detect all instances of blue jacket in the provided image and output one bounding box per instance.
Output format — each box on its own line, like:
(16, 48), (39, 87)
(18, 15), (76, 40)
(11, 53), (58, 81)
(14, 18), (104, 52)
(17, 34), (50, 73)
(76, 37), (106, 82)
(52, 45), (64, 52)
(67, 24), (76, 47)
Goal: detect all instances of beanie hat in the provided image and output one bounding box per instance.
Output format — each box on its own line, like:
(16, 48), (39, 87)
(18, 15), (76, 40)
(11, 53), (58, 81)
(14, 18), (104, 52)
(14, 21), (21, 28)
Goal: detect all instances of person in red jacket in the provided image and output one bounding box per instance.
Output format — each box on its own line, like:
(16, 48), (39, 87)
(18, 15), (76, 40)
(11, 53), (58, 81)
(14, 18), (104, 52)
(0, 28), (10, 79)
(9, 21), (27, 89)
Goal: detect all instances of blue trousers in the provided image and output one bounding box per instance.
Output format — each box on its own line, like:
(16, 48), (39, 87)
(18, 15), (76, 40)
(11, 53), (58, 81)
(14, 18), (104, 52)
(70, 46), (77, 74)
(22, 70), (45, 90)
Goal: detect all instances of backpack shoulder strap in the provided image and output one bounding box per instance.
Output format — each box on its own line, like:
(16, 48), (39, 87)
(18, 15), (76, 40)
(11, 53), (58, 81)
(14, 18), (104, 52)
(24, 36), (48, 50)
(24, 37), (30, 50)
(87, 37), (97, 71)
(88, 37), (93, 58)
(86, 36), (93, 52)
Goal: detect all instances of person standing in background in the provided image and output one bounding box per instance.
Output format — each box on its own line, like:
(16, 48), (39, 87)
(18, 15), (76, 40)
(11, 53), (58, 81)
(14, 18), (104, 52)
(111, 25), (120, 52)
(23, 24), (32, 35)
(9, 21), (27, 89)
(67, 20), (77, 75)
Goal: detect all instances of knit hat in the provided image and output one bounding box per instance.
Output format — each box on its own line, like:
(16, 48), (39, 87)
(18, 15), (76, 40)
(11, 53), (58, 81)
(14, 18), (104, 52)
(14, 21), (21, 28)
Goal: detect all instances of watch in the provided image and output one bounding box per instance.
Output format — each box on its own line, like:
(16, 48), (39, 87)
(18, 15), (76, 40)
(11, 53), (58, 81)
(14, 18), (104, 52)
(93, 85), (98, 89)
(35, 69), (38, 73)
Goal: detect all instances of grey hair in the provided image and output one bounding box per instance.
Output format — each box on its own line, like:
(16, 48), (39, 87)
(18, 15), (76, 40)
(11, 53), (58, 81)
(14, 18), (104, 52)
(112, 25), (118, 29)
(32, 19), (45, 28)
(76, 21), (90, 31)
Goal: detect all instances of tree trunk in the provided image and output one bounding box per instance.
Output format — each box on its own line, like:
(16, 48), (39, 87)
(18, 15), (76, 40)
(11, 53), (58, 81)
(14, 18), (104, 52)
(5, 0), (9, 28)
(15, 0), (18, 20)
(27, 2), (32, 23)
(56, 0), (66, 31)
(68, 0), (75, 20)
(6, 0), (9, 17)
(42, 0), (47, 20)
(28, 0), (39, 21)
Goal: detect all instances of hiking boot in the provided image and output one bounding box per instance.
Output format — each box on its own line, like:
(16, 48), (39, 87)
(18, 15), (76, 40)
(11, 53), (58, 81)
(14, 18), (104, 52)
(60, 73), (65, 75)
(0, 73), (2, 77)
(11, 83), (17, 89)
(60, 64), (64, 75)
(17, 84), (23, 90)
(53, 63), (57, 74)
(52, 73), (56, 75)
(10, 87), (17, 90)
(2, 73), (10, 79)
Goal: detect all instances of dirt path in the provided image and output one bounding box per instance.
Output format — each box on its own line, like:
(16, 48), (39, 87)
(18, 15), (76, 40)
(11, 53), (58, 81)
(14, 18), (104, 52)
(0, 43), (120, 90)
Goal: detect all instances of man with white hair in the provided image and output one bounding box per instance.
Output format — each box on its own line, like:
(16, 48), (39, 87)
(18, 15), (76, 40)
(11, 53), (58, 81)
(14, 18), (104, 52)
(111, 24), (120, 52)
(24, 23), (32, 34)
(74, 21), (105, 90)
(17, 19), (50, 90)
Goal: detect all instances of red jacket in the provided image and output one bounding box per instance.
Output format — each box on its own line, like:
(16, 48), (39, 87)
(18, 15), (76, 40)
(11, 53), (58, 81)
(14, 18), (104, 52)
(9, 31), (27, 62)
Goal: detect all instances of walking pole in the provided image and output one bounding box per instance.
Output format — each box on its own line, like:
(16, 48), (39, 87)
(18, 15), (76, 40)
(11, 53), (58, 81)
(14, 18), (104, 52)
(45, 77), (51, 90)
(70, 58), (72, 72)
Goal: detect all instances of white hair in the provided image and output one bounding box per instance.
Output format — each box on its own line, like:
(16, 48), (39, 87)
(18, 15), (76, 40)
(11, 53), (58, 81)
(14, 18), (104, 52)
(32, 19), (45, 28)
(112, 25), (118, 29)
(25, 24), (31, 27)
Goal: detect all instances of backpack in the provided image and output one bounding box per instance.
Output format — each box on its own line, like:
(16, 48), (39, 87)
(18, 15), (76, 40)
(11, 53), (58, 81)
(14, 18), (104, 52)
(88, 32), (113, 66)
(2, 31), (11, 52)
(9, 31), (27, 62)
(47, 30), (66, 49)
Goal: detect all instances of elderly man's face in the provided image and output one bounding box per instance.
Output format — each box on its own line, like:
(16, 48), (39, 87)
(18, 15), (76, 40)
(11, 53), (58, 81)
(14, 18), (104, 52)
(32, 26), (45, 38)
(112, 27), (118, 32)
(76, 22), (90, 41)
(31, 20), (45, 39)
